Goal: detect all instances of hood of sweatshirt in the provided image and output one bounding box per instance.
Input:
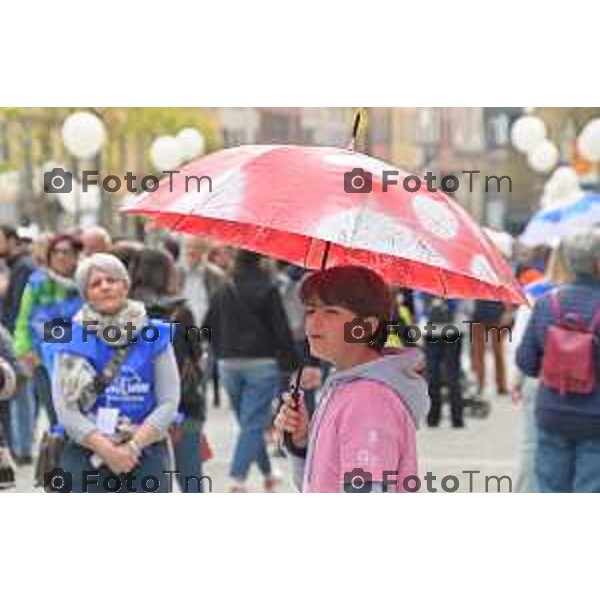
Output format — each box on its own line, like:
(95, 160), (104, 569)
(320, 347), (431, 428)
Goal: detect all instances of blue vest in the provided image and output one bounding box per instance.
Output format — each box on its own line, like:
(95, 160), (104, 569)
(28, 270), (82, 368)
(57, 319), (171, 425)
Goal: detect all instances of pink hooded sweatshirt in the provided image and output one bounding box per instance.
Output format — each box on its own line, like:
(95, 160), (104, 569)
(292, 348), (430, 493)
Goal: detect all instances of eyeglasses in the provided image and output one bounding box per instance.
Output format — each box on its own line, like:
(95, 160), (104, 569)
(51, 247), (77, 256)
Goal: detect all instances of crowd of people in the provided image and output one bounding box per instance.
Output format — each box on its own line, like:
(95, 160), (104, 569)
(1, 221), (600, 492)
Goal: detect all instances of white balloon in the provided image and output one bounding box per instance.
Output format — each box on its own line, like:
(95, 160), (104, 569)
(150, 136), (184, 171)
(57, 182), (100, 214)
(177, 128), (205, 161)
(41, 160), (67, 174)
(577, 118), (600, 162)
(527, 140), (558, 173)
(62, 111), (106, 159)
(545, 166), (580, 197)
(511, 115), (547, 153)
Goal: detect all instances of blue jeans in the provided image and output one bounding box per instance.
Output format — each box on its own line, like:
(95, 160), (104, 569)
(60, 440), (171, 493)
(9, 380), (35, 459)
(536, 426), (600, 492)
(219, 359), (280, 481)
(172, 418), (205, 493)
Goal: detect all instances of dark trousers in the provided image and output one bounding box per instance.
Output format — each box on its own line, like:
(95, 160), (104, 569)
(0, 401), (10, 447)
(424, 335), (464, 426)
(33, 365), (57, 427)
(60, 440), (171, 493)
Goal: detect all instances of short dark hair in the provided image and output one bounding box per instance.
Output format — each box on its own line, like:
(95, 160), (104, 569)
(299, 266), (392, 350)
(47, 233), (83, 264)
(130, 248), (174, 297)
(0, 225), (19, 241)
(162, 236), (181, 263)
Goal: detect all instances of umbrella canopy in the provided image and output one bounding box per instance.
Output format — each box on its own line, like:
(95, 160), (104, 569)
(520, 193), (600, 248)
(123, 144), (525, 304)
(483, 227), (514, 258)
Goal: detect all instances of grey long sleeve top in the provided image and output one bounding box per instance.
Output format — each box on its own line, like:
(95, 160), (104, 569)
(53, 345), (180, 445)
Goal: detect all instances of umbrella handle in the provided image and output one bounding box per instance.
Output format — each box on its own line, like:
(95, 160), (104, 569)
(281, 365), (305, 455)
(291, 365), (304, 399)
(352, 110), (361, 140)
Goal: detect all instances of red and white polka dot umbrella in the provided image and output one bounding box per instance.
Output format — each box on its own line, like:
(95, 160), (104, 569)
(122, 144), (525, 303)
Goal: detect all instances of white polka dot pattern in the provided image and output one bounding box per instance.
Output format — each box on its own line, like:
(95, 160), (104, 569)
(412, 195), (459, 239)
(470, 254), (499, 284)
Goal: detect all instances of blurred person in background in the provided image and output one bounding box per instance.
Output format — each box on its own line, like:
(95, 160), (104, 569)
(181, 236), (226, 411)
(469, 298), (513, 397)
(161, 235), (186, 294)
(414, 292), (466, 428)
(130, 248), (209, 492)
(0, 324), (20, 489)
(111, 239), (144, 278)
(13, 234), (83, 430)
(517, 229), (600, 492)
(515, 245), (551, 287)
(80, 226), (112, 257)
(205, 250), (300, 492)
(181, 236), (224, 329)
(0, 226), (36, 464)
(512, 242), (572, 492)
(0, 226), (36, 334)
(30, 232), (54, 267)
(207, 244), (235, 274)
(0, 261), (8, 320)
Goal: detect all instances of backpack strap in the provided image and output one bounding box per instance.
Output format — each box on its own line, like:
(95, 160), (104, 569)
(92, 343), (134, 395)
(549, 289), (562, 320)
(550, 288), (600, 332)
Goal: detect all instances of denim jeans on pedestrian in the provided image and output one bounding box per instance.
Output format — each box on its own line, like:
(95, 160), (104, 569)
(0, 401), (10, 447)
(536, 426), (600, 492)
(219, 359), (281, 482)
(9, 380), (35, 459)
(172, 418), (204, 492)
(60, 440), (171, 493)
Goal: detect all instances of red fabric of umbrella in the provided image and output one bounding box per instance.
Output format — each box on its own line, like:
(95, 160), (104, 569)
(122, 144), (525, 304)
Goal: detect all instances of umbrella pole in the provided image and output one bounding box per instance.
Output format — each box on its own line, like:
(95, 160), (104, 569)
(283, 107), (354, 448)
(281, 242), (332, 454)
(320, 240), (331, 270)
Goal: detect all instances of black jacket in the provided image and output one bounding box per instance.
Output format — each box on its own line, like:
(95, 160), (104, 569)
(138, 293), (207, 422)
(2, 251), (36, 333)
(204, 265), (299, 373)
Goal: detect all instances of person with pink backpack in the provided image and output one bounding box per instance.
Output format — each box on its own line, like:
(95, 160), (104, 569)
(516, 228), (600, 493)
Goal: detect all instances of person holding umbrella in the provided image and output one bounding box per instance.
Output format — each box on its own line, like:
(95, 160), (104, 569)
(274, 265), (430, 493)
(122, 121), (526, 493)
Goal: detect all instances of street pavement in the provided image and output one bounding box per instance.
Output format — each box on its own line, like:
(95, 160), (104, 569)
(10, 347), (521, 493)
(200, 384), (519, 493)
(11, 389), (520, 494)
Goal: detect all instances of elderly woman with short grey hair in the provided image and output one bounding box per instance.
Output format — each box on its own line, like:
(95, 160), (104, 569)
(52, 253), (179, 493)
(516, 227), (600, 493)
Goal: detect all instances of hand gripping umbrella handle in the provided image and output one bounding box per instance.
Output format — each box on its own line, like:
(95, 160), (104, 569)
(281, 366), (307, 458)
